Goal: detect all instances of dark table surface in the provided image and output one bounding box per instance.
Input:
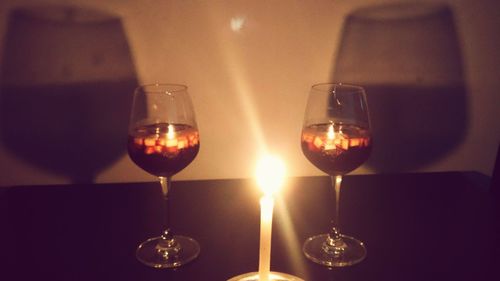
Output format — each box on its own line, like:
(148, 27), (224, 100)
(1, 171), (498, 281)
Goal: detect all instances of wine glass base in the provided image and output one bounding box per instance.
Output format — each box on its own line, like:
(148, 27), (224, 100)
(228, 271), (304, 281)
(303, 233), (366, 267)
(136, 235), (200, 268)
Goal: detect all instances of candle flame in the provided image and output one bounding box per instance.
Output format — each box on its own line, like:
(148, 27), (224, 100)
(255, 155), (286, 196)
(167, 124), (175, 140)
(327, 124), (335, 140)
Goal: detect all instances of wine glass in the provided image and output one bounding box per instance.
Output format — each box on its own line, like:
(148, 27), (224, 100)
(301, 83), (371, 267)
(127, 83), (200, 268)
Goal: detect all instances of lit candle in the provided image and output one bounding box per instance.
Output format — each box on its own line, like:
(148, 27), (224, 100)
(255, 155), (286, 281)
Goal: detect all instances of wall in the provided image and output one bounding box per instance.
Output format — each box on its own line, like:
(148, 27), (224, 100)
(0, 0), (498, 186)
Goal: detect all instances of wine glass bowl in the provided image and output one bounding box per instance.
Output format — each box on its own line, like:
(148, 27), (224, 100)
(128, 83), (200, 268)
(301, 123), (371, 175)
(127, 123), (200, 178)
(301, 83), (371, 267)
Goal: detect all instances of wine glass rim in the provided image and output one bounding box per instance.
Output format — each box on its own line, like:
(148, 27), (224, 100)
(136, 83), (188, 94)
(311, 83), (364, 92)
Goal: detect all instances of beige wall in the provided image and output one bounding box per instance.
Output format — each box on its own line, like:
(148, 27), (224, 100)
(0, 0), (498, 186)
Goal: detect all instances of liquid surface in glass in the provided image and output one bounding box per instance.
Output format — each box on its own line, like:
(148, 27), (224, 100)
(301, 123), (371, 175)
(128, 123), (199, 177)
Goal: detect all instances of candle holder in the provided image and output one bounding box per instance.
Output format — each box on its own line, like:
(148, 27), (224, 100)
(228, 155), (304, 281)
(228, 271), (304, 281)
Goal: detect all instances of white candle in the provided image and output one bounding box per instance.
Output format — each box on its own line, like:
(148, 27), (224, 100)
(255, 155), (286, 281)
(258, 195), (274, 281)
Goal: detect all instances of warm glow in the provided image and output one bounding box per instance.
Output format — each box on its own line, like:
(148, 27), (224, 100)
(255, 155), (286, 196)
(274, 196), (309, 280)
(230, 16), (246, 32)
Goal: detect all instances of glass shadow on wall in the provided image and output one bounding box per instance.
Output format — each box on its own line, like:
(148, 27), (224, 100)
(332, 3), (468, 173)
(0, 6), (138, 183)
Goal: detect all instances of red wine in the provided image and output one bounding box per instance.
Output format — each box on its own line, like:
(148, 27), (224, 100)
(127, 123), (199, 177)
(301, 123), (371, 175)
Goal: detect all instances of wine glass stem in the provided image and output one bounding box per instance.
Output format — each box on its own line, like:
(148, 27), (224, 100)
(159, 176), (172, 234)
(331, 175), (342, 233)
(321, 175), (345, 256)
